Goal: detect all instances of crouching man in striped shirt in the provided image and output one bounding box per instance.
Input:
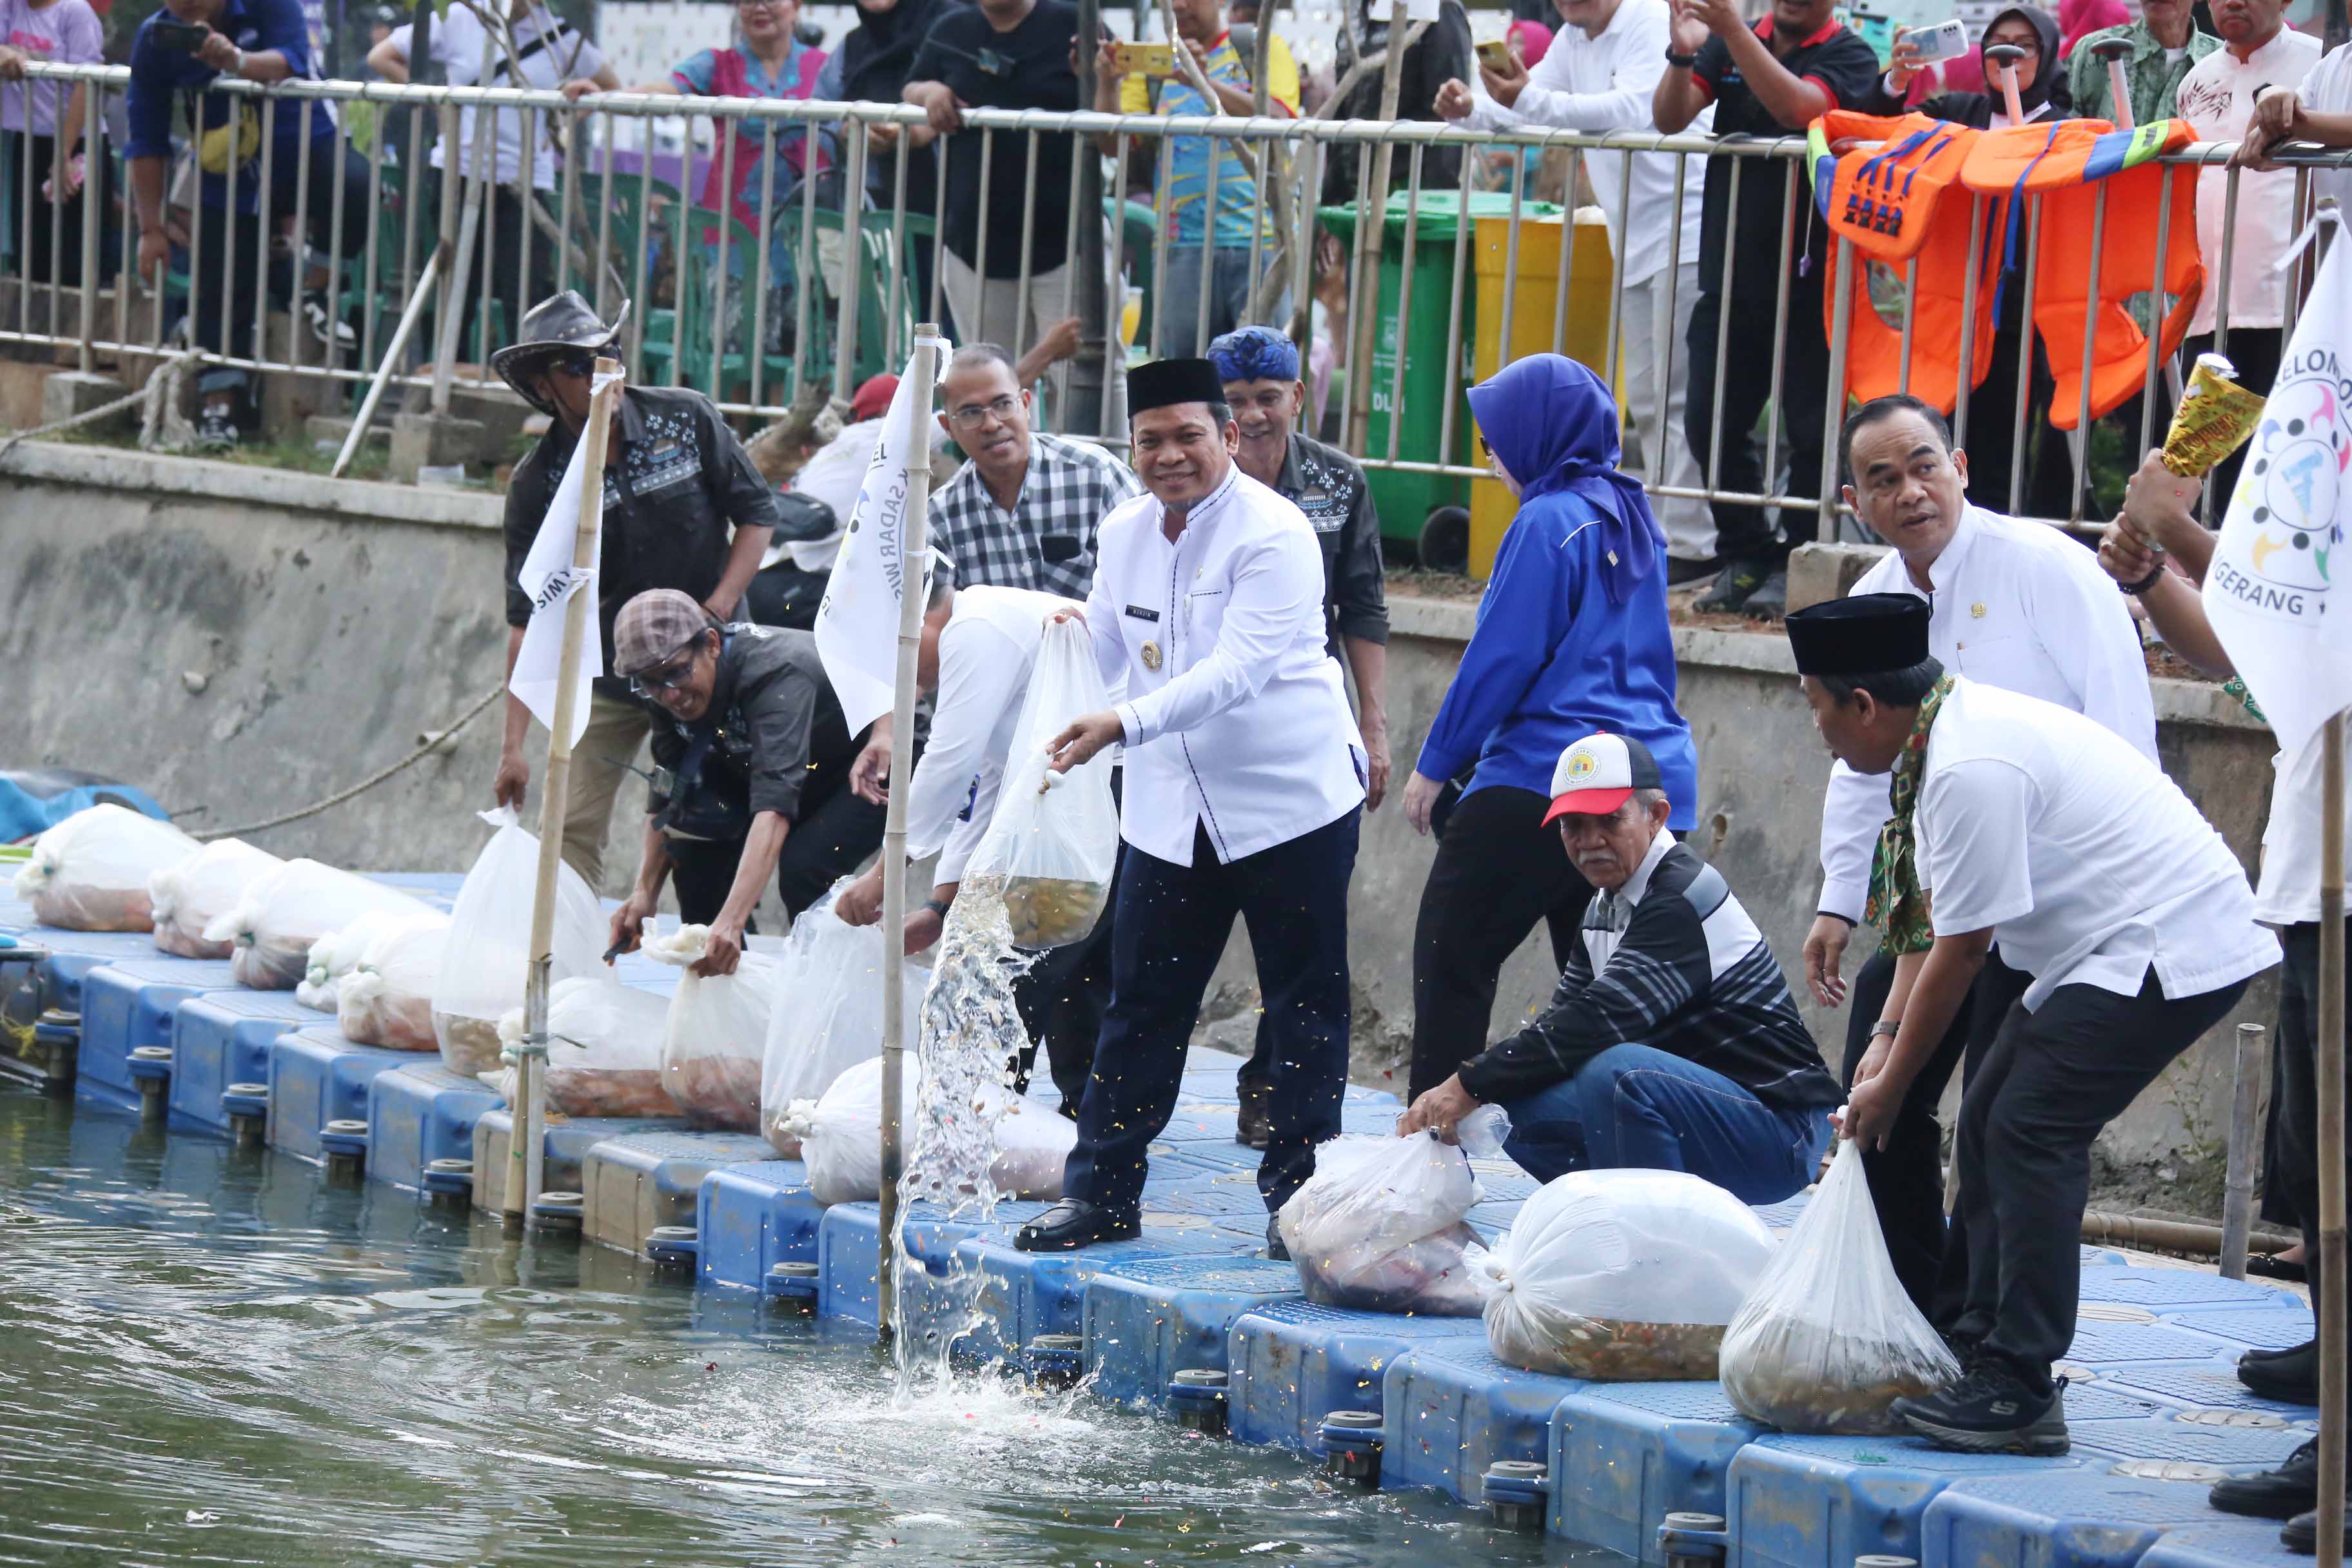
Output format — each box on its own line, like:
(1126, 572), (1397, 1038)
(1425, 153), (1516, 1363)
(1398, 730), (1841, 1203)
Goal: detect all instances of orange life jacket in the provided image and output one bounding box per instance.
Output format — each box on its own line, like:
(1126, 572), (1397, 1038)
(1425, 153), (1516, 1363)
(1958, 117), (2204, 429)
(1808, 112), (2001, 416)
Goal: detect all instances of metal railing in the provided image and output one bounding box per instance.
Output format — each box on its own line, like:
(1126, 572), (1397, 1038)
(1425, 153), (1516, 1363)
(3, 61), (2348, 546)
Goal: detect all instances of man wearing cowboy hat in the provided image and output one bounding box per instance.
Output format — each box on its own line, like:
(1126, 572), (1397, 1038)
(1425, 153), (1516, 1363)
(493, 290), (780, 888)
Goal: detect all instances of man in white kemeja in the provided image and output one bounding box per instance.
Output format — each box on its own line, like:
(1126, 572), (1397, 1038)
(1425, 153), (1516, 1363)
(1433, 0), (1718, 577)
(1015, 357), (1367, 1255)
(1800, 394), (2157, 1324)
(833, 573), (1110, 1109)
(1791, 593), (2277, 1458)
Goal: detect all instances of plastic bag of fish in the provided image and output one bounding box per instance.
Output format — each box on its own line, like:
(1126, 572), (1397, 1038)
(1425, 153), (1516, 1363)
(1277, 1132), (1487, 1315)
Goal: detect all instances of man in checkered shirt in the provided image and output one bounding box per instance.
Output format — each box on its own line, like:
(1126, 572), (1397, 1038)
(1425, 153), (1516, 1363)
(928, 342), (1142, 598)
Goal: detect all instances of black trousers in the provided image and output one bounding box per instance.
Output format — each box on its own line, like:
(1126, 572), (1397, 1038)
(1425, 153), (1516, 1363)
(741, 560), (829, 632)
(1839, 946), (2032, 1324)
(1065, 810), (1358, 1217)
(1957, 318), (2076, 521)
(1684, 265), (1832, 569)
(665, 758), (889, 928)
(1009, 836), (1120, 1110)
(190, 142), (372, 366)
(1952, 972), (2250, 1392)
(3, 132), (114, 287)
(1405, 785), (1595, 1100)
(2182, 328), (2284, 514)
(438, 184), (558, 363)
(2273, 925), (2346, 1333)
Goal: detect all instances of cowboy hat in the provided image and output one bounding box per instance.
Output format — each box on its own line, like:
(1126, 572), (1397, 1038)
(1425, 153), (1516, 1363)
(489, 291), (631, 414)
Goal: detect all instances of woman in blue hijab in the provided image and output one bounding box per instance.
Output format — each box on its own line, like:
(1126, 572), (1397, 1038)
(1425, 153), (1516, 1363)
(1400, 353), (1699, 1102)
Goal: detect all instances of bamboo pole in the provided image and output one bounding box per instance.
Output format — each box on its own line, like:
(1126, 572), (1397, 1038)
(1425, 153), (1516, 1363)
(876, 327), (943, 1344)
(517, 357), (622, 1224)
(1344, 0), (1409, 455)
(2221, 1021), (2268, 1280)
(2320, 703), (2346, 1568)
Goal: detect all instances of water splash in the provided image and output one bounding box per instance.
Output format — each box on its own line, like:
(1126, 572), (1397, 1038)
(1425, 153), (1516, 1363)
(887, 875), (1034, 1400)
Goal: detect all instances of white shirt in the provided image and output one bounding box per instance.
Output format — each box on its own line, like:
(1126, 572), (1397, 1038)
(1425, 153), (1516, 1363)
(904, 586), (1075, 883)
(2256, 721), (2352, 928)
(1916, 680), (2278, 1010)
(386, 5), (603, 191)
(1084, 464), (1366, 865)
(2177, 28), (2322, 335)
(2297, 43), (2352, 221)
(1817, 505), (2158, 923)
(1457, 0), (1708, 288)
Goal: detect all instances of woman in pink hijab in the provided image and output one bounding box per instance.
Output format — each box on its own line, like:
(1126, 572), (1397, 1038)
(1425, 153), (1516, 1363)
(2057, 0), (2130, 57)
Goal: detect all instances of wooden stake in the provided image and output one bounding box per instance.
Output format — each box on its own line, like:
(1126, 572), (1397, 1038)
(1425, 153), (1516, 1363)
(876, 328), (943, 1343)
(1344, 0), (1410, 455)
(516, 356), (622, 1223)
(2320, 705), (2346, 1568)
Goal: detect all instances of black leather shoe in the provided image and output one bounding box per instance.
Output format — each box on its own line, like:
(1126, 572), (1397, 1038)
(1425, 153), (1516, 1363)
(2242, 1337), (2316, 1369)
(1235, 1077), (1272, 1150)
(1264, 1214), (1290, 1262)
(2239, 1340), (2321, 1405)
(2213, 1439), (2320, 1519)
(2284, 1507), (2337, 1554)
(1013, 1199), (1139, 1252)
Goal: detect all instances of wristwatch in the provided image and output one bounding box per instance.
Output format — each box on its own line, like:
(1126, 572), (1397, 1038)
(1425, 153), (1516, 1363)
(921, 897), (952, 919)
(1665, 46), (1699, 68)
(1870, 1021), (1901, 1039)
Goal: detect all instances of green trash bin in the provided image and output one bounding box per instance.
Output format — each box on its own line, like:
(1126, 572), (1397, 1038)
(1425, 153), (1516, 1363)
(1318, 191), (1565, 560)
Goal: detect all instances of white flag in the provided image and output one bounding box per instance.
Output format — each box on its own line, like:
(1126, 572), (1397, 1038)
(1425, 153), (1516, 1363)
(815, 335), (950, 734)
(2202, 211), (2352, 760)
(510, 368), (622, 746)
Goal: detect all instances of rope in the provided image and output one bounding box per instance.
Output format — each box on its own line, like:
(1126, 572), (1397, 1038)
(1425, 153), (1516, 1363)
(0, 349), (206, 467)
(192, 684), (505, 842)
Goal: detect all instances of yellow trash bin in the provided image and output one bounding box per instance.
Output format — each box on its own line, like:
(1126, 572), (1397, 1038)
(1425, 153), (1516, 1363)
(1466, 206), (1618, 578)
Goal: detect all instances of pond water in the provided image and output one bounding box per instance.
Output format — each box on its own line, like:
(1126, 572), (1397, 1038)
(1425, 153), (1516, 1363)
(0, 1089), (1614, 1567)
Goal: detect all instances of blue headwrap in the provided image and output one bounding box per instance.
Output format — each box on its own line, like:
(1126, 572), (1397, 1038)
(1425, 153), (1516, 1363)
(1205, 324), (1301, 386)
(1465, 354), (1664, 607)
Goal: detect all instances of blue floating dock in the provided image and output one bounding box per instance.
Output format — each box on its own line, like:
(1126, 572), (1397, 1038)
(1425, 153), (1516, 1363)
(1082, 1254), (1304, 1409)
(816, 1197), (1051, 1329)
(2161, 1306), (2318, 1351)
(579, 1128), (782, 1257)
(365, 1061), (502, 1191)
(77, 957), (239, 1113)
(1918, 1470), (2267, 1568)
(22, 929), (164, 1012)
(1550, 1381), (1766, 1565)
(1226, 1298), (1482, 1454)
(2079, 1265), (2296, 1311)
(696, 1159), (819, 1290)
(266, 1026), (417, 1162)
(470, 1108), (688, 1215)
(952, 1217), (1250, 1364)
(2102, 1357), (2323, 1418)
(169, 990), (320, 1134)
(1725, 1434), (2085, 1568)
(1380, 1336), (1587, 1504)
(2139, 1519), (2309, 1567)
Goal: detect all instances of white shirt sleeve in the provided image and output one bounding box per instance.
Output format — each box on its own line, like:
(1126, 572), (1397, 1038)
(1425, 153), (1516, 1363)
(1919, 760), (2041, 937)
(903, 618), (1027, 863)
(2030, 542), (2160, 764)
(936, 763), (1000, 884)
(1120, 524), (1326, 748)
(1084, 553), (1126, 696)
(384, 22), (415, 62)
(1818, 759), (1890, 925)
(1520, 8), (1669, 131)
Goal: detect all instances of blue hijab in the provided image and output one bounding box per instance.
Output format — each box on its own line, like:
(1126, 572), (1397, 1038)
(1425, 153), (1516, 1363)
(1465, 354), (1664, 605)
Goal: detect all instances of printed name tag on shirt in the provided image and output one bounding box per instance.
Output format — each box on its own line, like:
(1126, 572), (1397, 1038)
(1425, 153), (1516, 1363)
(1123, 605), (1161, 623)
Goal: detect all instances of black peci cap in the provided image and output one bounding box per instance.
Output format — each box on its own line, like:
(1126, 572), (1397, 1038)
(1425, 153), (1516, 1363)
(1785, 592), (1932, 677)
(1128, 357), (1229, 417)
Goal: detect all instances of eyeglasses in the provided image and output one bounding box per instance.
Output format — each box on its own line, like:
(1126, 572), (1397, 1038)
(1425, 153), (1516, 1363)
(627, 644), (703, 698)
(948, 394), (1021, 430)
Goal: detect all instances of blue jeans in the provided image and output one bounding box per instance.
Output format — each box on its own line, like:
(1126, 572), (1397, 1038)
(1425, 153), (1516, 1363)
(1156, 243), (1291, 361)
(1498, 1044), (1832, 1204)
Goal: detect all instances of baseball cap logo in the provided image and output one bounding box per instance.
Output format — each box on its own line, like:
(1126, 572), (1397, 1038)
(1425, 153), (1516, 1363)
(1563, 750), (1600, 783)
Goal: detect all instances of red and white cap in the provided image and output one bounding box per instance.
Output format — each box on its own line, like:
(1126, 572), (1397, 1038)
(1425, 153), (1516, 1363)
(1542, 731), (1664, 825)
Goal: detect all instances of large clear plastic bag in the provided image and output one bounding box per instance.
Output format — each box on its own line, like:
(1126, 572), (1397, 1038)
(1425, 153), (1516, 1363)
(647, 925), (779, 1132)
(760, 883), (929, 1157)
(958, 616), (1119, 949)
(487, 975), (678, 1119)
(1720, 1141), (1961, 1433)
(335, 914), (453, 1052)
(779, 1054), (1073, 1206)
(14, 804), (199, 931)
(1476, 1169), (1778, 1381)
(150, 839), (282, 957)
(205, 860), (436, 991)
(1277, 1133), (1488, 1315)
(431, 808), (605, 1079)
(297, 909), (411, 1011)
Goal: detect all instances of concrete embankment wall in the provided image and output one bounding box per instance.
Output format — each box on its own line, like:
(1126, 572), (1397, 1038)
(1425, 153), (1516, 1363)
(0, 444), (2280, 1173)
